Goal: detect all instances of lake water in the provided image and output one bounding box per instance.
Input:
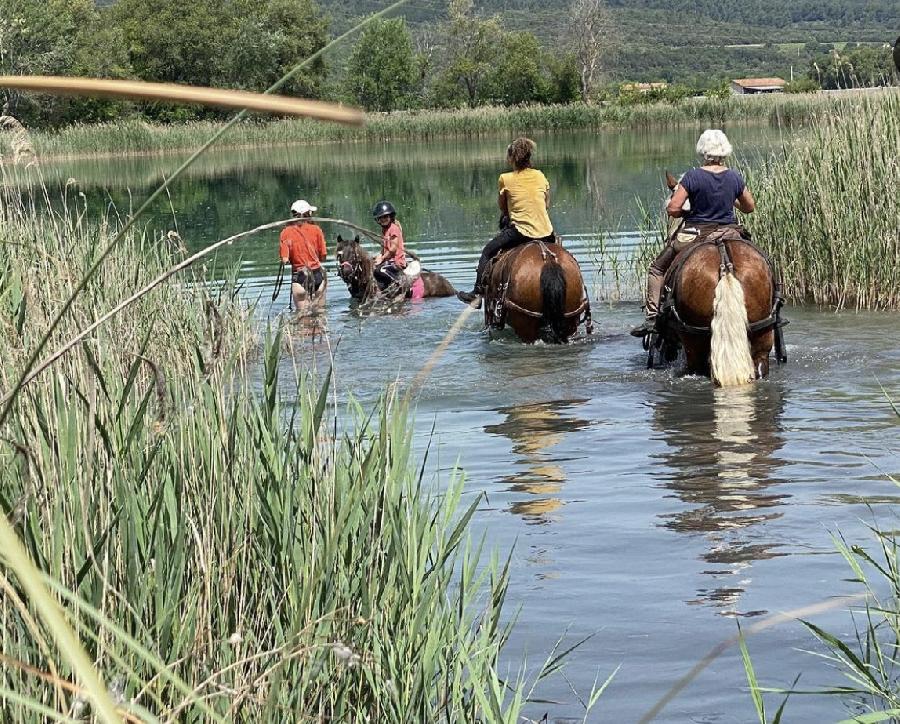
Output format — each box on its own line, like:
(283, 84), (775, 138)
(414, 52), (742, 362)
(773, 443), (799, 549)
(37, 125), (900, 722)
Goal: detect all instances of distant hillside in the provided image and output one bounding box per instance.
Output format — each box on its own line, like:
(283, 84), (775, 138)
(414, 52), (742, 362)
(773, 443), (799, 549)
(325, 0), (899, 85)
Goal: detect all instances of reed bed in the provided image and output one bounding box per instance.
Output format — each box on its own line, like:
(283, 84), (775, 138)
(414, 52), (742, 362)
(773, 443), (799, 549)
(4, 92), (875, 160)
(0, 190), (555, 720)
(748, 89), (900, 310)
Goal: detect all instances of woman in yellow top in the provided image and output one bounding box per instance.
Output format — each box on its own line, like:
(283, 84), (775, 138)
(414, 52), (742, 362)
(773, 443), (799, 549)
(457, 137), (554, 305)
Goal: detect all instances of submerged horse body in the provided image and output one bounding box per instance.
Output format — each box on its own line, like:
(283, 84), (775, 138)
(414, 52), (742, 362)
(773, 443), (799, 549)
(335, 235), (455, 304)
(482, 239), (592, 344)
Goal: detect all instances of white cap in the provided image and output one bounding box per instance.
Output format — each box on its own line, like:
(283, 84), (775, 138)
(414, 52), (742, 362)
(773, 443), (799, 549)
(290, 199), (317, 215)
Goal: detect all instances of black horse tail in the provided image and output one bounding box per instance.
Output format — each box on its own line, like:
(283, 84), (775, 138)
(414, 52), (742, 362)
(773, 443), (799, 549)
(539, 259), (568, 344)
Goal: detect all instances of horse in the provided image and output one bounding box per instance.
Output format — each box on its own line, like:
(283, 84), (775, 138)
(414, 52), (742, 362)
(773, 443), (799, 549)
(481, 239), (592, 344)
(334, 235), (455, 304)
(645, 172), (786, 386)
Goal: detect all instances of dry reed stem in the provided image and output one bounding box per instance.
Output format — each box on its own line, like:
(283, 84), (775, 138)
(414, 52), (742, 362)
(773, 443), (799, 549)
(0, 77), (363, 126)
(638, 592), (869, 723)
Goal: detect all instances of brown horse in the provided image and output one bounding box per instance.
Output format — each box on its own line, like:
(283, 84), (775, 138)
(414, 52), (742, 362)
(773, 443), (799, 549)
(647, 172), (786, 386)
(335, 235), (455, 304)
(482, 240), (592, 344)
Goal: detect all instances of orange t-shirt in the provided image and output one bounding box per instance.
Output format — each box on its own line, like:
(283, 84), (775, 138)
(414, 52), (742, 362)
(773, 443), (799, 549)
(279, 222), (326, 271)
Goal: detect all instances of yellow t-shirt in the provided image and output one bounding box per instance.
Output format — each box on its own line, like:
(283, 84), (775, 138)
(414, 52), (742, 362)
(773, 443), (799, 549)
(498, 168), (552, 239)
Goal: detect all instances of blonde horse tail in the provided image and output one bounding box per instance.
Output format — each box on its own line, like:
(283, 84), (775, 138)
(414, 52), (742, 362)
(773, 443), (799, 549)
(710, 272), (755, 387)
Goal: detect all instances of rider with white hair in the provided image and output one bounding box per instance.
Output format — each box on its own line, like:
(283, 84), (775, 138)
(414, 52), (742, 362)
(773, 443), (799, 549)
(631, 129), (756, 337)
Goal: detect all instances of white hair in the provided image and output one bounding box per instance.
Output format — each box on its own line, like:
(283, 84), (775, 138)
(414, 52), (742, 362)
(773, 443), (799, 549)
(696, 129), (733, 161)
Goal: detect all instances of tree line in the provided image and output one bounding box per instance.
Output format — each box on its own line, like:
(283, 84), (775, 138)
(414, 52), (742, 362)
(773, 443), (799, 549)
(1, 0), (896, 128)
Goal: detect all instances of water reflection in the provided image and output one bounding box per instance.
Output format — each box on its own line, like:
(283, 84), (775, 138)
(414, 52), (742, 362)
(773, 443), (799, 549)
(484, 399), (590, 524)
(651, 384), (788, 613)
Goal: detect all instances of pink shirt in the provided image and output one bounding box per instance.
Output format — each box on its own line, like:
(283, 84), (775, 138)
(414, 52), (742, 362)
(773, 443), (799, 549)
(380, 221), (406, 268)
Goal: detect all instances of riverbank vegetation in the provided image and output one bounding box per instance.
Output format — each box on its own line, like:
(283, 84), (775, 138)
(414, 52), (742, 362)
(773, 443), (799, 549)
(2, 91), (885, 161)
(0, 185), (567, 719)
(749, 89), (900, 310)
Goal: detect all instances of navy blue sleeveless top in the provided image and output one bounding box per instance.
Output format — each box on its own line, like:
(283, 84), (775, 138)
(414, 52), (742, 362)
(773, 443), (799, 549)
(680, 168), (746, 225)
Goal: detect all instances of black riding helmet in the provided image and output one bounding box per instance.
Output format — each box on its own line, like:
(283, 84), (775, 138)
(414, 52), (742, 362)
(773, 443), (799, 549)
(372, 200), (396, 219)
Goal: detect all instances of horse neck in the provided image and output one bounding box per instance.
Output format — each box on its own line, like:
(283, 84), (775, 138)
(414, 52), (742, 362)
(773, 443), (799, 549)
(351, 250), (377, 300)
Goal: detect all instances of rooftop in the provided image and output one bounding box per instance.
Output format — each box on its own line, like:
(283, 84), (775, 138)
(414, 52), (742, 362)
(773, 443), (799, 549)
(731, 77), (787, 88)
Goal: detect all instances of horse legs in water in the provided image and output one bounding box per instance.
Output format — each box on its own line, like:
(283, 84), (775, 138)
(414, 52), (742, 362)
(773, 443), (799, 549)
(539, 259), (568, 343)
(710, 273), (755, 387)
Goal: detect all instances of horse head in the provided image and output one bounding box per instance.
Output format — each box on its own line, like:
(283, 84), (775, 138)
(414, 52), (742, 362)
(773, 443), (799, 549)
(335, 234), (372, 299)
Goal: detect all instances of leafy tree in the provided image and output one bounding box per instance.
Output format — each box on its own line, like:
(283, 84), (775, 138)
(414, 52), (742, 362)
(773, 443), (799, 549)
(808, 46), (894, 89)
(484, 32), (549, 105)
(545, 52), (583, 104)
(0, 0), (132, 126)
(432, 0), (503, 106)
(344, 18), (418, 111)
(222, 0), (328, 98)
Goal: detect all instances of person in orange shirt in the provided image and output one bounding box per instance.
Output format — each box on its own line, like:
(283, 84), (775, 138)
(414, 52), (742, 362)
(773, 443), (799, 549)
(457, 137), (554, 306)
(279, 199), (327, 308)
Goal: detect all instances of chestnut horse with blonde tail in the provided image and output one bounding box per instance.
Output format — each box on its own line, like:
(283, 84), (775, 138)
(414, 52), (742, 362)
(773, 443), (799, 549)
(648, 174), (786, 385)
(483, 239), (592, 344)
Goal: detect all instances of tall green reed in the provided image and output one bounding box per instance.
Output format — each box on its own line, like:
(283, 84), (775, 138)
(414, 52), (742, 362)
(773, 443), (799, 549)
(748, 89), (900, 310)
(0, 192), (560, 720)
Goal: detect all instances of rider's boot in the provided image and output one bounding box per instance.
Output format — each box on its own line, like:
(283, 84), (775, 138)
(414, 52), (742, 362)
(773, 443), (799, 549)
(630, 272), (663, 337)
(456, 276), (483, 307)
(456, 289), (482, 308)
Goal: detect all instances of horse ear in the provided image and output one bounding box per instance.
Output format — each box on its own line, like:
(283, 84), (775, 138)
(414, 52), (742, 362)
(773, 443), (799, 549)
(665, 170), (678, 190)
(353, 235), (360, 244)
(337, 234), (344, 243)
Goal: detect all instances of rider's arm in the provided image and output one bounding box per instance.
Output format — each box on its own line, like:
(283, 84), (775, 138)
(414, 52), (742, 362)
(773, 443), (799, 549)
(735, 187), (756, 214)
(317, 229), (327, 262)
(666, 185), (689, 217)
(279, 231), (291, 264)
(545, 188), (551, 209)
(498, 191), (508, 215)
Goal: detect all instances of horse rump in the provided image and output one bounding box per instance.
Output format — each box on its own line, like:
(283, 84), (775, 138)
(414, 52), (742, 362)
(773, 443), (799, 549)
(539, 259), (568, 344)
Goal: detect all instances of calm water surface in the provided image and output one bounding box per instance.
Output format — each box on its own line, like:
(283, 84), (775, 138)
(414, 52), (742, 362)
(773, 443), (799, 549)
(41, 126), (900, 722)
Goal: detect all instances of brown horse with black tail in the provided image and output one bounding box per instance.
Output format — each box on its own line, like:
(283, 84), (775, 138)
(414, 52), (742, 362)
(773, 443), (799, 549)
(335, 235), (455, 304)
(482, 239), (592, 344)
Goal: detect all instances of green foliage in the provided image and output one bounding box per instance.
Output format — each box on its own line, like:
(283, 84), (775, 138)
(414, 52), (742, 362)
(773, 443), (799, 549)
(545, 53), (583, 105)
(747, 90), (900, 309)
(484, 32), (550, 105)
(344, 18), (419, 111)
(431, 0), (504, 107)
(807, 46), (896, 89)
(0, 0), (132, 126)
(0, 190), (540, 720)
(784, 77), (821, 93)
